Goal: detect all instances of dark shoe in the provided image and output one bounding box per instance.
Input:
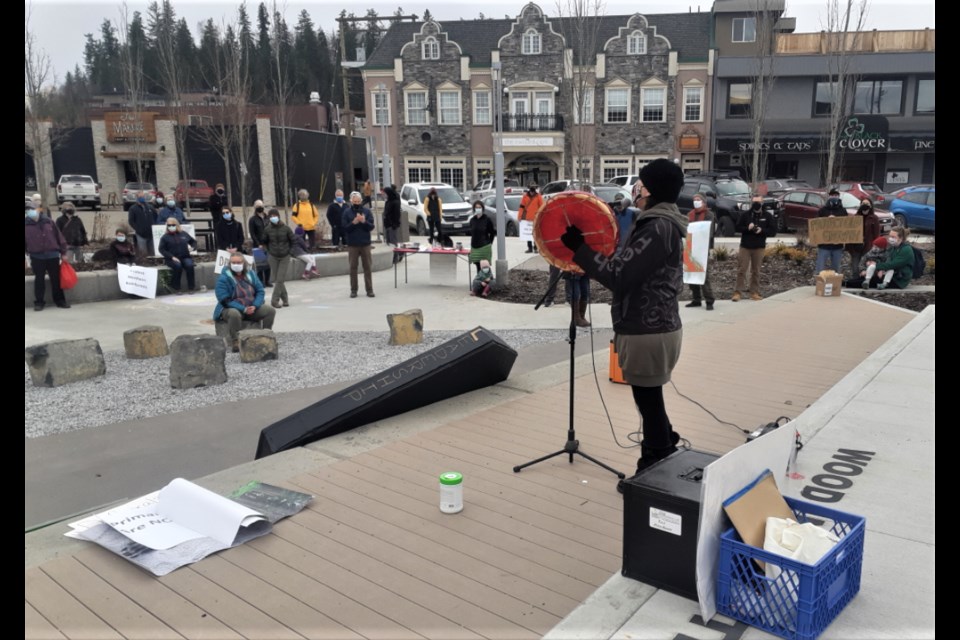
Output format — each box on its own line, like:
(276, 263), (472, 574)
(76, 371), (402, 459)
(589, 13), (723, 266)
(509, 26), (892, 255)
(282, 300), (290, 307)
(350, 292), (358, 298)
(271, 301), (281, 308)
(55, 302), (71, 309)
(685, 300), (701, 307)
(706, 302), (714, 311)
(524, 248), (534, 254)
(232, 340), (240, 353)
(367, 291), (375, 298)
(33, 303), (44, 311)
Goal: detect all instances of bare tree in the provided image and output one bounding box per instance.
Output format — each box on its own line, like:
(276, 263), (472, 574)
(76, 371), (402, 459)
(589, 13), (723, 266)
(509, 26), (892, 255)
(271, 0), (295, 218)
(116, 2), (148, 184)
(555, 0), (605, 182)
(25, 3), (56, 205)
(821, 0), (869, 186)
(747, 0), (781, 186)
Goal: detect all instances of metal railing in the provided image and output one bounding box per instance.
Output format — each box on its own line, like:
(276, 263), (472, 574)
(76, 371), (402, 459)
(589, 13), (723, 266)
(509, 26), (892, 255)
(503, 114), (565, 132)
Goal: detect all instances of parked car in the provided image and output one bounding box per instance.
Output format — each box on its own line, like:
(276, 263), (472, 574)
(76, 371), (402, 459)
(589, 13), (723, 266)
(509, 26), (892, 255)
(590, 185), (633, 210)
(832, 181), (893, 209)
(56, 174), (101, 210)
(541, 179), (589, 199)
(481, 194), (521, 236)
(776, 189), (895, 234)
(676, 172), (780, 236)
(462, 178), (521, 203)
(121, 182), (157, 211)
(760, 178), (812, 197)
(888, 184), (935, 201)
(887, 185), (935, 232)
(606, 174), (641, 189)
(399, 182), (473, 236)
(172, 179), (213, 211)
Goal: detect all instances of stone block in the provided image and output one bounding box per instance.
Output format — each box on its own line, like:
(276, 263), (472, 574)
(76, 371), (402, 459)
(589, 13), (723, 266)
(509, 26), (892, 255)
(169, 334), (227, 389)
(239, 329), (278, 363)
(123, 325), (169, 359)
(387, 309), (424, 345)
(25, 338), (106, 387)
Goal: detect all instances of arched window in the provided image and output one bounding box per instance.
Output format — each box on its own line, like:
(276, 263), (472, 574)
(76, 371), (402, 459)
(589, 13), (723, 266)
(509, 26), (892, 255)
(422, 37), (439, 60)
(627, 30), (646, 55)
(522, 29), (541, 55)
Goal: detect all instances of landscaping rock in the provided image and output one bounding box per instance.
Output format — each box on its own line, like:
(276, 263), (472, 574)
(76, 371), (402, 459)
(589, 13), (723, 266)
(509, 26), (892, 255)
(239, 329), (278, 363)
(387, 309), (424, 345)
(25, 338), (106, 387)
(169, 334), (227, 389)
(123, 326), (169, 359)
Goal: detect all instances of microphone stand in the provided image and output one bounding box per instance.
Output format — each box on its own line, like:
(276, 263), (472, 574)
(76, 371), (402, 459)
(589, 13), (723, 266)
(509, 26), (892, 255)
(514, 266), (624, 479)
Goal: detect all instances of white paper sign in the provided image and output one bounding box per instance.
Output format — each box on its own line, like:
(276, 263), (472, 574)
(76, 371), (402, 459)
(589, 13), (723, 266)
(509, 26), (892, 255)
(117, 264), (158, 299)
(152, 224), (196, 258)
(519, 220), (534, 242)
(650, 507), (682, 536)
(683, 220), (710, 286)
(213, 250), (255, 274)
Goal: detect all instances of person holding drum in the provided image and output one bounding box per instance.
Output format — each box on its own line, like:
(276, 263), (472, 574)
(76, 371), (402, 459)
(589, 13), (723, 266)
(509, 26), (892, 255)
(560, 158), (688, 491)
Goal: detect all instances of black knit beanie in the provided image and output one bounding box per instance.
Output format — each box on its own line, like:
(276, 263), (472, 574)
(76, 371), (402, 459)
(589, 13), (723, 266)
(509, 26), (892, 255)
(638, 159), (685, 205)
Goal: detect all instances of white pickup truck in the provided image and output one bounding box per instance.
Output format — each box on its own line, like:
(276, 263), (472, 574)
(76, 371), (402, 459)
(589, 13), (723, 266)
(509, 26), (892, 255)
(56, 174), (101, 210)
(462, 178), (522, 203)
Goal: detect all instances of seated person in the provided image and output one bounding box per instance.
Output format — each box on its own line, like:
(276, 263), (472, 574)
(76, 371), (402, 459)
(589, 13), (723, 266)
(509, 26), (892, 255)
(158, 217), (198, 294)
(471, 259), (494, 297)
(292, 225), (318, 279)
(873, 227), (915, 290)
(109, 227), (137, 267)
(213, 252), (276, 352)
(845, 236), (890, 289)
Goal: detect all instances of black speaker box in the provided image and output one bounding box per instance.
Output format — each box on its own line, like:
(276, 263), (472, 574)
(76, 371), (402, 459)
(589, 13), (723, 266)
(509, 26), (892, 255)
(255, 327), (517, 458)
(621, 448), (719, 600)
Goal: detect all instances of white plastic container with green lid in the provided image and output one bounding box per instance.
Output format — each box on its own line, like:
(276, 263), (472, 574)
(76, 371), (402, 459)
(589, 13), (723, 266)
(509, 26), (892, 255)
(439, 471), (463, 513)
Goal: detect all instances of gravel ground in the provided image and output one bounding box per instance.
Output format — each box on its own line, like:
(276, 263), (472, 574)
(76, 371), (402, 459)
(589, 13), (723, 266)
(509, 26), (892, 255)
(24, 330), (565, 439)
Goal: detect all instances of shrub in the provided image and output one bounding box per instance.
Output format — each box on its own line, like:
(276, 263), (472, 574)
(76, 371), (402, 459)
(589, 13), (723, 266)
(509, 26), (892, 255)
(712, 246), (734, 262)
(926, 256), (935, 274)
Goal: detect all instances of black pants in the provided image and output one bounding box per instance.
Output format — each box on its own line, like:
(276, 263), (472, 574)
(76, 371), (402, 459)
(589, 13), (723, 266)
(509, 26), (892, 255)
(256, 265), (271, 286)
(31, 257), (66, 306)
(330, 224), (344, 247)
(428, 216), (443, 244)
(164, 257), (196, 291)
(304, 229), (316, 248)
(630, 385), (678, 467)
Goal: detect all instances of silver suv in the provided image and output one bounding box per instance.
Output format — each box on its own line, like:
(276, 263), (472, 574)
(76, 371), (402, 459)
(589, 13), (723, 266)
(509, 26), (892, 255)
(400, 182), (473, 236)
(463, 178), (521, 203)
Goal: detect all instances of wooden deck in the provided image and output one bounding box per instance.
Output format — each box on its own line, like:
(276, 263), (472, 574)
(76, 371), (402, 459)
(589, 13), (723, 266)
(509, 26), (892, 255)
(25, 295), (914, 640)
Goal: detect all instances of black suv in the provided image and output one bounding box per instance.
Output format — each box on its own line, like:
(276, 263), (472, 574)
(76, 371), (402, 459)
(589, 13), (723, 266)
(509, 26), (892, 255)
(676, 172), (781, 236)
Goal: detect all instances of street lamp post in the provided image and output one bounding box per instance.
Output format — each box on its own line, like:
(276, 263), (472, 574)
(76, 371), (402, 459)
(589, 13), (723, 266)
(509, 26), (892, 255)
(376, 83), (391, 243)
(492, 62), (509, 286)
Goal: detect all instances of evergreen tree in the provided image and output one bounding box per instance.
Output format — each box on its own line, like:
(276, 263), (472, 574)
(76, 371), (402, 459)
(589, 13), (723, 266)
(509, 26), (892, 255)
(175, 18), (198, 89)
(364, 9), (382, 61)
(255, 2), (273, 102)
(423, 8), (434, 22)
(316, 28), (333, 101)
(293, 10), (320, 100)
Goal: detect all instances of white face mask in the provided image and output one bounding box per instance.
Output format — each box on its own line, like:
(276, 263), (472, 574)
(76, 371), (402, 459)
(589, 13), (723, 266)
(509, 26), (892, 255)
(167, 225), (177, 232)
(269, 216), (280, 224)
(474, 208), (483, 215)
(166, 200), (176, 208)
(888, 237), (901, 247)
(229, 262), (245, 273)
(693, 200), (704, 209)
(116, 235), (126, 242)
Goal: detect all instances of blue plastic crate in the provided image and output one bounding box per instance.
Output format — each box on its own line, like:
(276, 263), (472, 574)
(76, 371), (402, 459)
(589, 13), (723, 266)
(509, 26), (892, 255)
(716, 496), (865, 640)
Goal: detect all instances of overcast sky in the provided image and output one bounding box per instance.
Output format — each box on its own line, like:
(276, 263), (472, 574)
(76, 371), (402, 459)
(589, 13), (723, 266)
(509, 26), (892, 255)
(28, 0), (935, 84)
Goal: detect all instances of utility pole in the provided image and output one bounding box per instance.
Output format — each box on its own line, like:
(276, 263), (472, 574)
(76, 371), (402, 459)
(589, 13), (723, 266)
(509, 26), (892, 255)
(492, 61), (509, 286)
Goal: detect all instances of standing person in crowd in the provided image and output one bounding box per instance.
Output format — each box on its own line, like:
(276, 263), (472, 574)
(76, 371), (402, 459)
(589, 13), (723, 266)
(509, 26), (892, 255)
(468, 200), (495, 275)
(563, 272), (592, 327)
(248, 199), (271, 286)
(291, 189), (320, 249)
(292, 225), (319, 279)
(560, 158), (687, 487)
(732, 194), (777, 302)
(161, 197), (186, 224)
(815, 188), (846, 274)
(383, 185), (402, 250)
(423, 187), (444, 246)
(213, 252), (276, 353)
(361, 179), (374, 207)
(209, 183), (227, 226)
(615, 196), (637, 251)
(127, 191), (156, 257)
(685, 192), (716, 311)
(326, 189), (348, 249)
(31, 193), (43, 210)
(845, 197), (881, 279)
(873, 227), (916, 290)
(343, 191), (375, 298)
(109, 227), (137, 267)
(153, 192), (165, 215)
(518, 183), (543, 253)
(215, 206), (245, 252)
(55, 203), (88, 264)
(25, 201), (70, 311)
(261, 208), (295, 308)
(158, 217), (198, 294)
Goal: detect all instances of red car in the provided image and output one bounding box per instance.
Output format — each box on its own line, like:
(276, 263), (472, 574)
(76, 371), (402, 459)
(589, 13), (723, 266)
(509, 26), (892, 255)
(172, 179), (213, 211)
(832, 181), (893, 209)
(777, 189), (894, 234)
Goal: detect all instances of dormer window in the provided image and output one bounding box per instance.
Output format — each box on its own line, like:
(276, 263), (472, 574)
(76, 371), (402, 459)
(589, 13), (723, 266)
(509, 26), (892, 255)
(422, 37), (439, 60)
(522, 29), (541, 55)
(627, 30), (646, 55)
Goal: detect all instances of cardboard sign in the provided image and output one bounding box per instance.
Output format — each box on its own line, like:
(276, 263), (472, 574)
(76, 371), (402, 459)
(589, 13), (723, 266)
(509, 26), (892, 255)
(117, 264), (159, 299)
(519, 220), (534, 242)
(808, 216), (862, 246)
(213, 250), (255, 274)
(152, 224), (196, 258)
(815, 270), (843, 297)
(683, 221), (710, 285)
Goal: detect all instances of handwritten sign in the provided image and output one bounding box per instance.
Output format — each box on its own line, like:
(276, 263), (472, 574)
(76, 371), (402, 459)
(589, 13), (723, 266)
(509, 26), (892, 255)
(519, 220), (534, 242)
(214, 250), (255, 274)
(683, 221), (710, 285)
(117, 264), (159, 299)
(808, 216), (862, 246)
(151, 224), (196, 258)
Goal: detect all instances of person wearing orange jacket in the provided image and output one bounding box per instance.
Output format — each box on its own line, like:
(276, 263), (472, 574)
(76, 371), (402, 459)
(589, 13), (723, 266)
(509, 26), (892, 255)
(518, 183), (543, 253)
(291, 189), (320, 249)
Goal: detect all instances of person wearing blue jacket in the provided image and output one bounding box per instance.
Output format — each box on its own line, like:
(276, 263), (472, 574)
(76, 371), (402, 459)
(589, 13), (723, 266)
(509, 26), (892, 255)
(158, 198), (186, 224)
(213, 253), (276, 352)
(342, 191), (376, 298)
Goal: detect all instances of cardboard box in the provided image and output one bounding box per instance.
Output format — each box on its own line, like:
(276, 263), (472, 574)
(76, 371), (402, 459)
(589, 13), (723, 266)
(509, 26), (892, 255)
(815, 270), (842, 297)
